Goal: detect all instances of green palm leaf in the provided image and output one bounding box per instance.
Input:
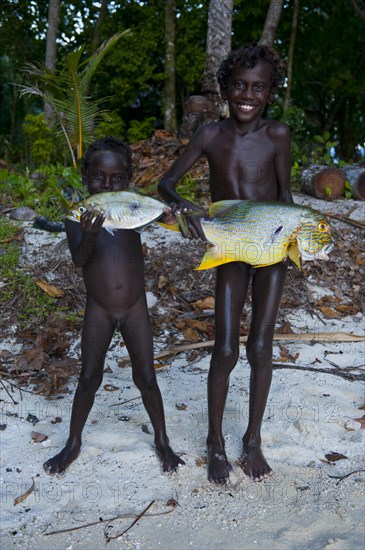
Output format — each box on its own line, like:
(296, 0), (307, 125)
(18, 31), (130, 166)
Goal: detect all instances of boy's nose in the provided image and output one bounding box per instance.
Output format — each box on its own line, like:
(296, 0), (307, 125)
(102, 178), (113, 190)
(242, 86), (255, 100)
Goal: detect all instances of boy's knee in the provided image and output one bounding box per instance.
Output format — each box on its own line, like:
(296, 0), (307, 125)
(132, 369), (157, 392)
(78, 371), (103, 394)
(212, 343), (239, 371)
(246, 339), (272, 366)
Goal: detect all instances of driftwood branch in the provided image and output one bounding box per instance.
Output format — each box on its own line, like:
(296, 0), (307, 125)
(146, 331), (365, 360)
(323, 212), (365, 230)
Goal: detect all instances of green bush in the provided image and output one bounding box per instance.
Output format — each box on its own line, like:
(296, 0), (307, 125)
(127, 117), (156, 144)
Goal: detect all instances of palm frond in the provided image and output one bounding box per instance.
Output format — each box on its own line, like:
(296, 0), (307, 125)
(18, 31), (131, 165)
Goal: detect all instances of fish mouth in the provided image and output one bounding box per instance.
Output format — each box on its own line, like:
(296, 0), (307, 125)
(65, 210), (80, 222)
(301, 243), (335, 261)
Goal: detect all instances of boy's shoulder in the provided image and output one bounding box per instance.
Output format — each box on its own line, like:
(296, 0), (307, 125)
(263, 119), (290, 139)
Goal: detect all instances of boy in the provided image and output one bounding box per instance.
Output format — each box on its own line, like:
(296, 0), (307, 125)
(44, 137), (184, 475)
(158, 44), (293, 484)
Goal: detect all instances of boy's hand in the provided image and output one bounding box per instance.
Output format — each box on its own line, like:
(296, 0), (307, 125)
(170, 200), (206, 240)
(80, 210), (105, 234)
(160, 207), (177, 225)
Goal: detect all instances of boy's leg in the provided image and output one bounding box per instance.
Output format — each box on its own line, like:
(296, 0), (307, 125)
(207, 263), (250, 484)
(44, 299), (113, 474)
(122, 295), (184, 472)
(242, 261), (287, 480)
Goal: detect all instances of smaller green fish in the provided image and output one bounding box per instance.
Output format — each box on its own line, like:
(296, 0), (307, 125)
(66, 191), (167, 235)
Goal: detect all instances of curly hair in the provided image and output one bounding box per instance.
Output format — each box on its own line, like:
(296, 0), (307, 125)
(82, 136), (132, 181)
(217, 43), (286, 94)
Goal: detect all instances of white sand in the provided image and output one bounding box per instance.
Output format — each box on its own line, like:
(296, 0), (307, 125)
(1, 194), (364, 549)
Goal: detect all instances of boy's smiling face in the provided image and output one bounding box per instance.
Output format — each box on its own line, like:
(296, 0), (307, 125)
(83, 150), (129, 195)
(225, 60), (274, 125)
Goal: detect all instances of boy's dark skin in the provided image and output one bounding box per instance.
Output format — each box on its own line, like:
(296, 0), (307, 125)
(158, 45), (293, 484)
(44, 138), (184, 475)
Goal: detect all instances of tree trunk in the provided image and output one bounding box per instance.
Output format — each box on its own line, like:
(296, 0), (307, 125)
(342, 165), (365, 200)
(259, 0), (284, 46)
(45, 0), (60, 124)
(284, 0), (300, 110)
(163, 0), (177, 132)
(179, 0), (233, 138)
(203, 0), (234, 96)
(300, 165), (345, 199)
(92, 0), (109, 48)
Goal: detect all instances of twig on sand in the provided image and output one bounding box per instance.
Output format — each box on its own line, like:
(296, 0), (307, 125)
(104, 500), (155, 541)
(328, 469), (365, 486)
(43, 499), (178, 538)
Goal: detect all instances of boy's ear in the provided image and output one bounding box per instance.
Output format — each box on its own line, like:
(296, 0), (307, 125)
(268, 88), (276, 105)
(81, 167), (88, 186)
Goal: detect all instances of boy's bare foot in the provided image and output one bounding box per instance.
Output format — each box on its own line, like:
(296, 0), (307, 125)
(156, 445), (185, 472)
(43, 442), (81, 475)
(207, 442), (233, 484)
(240, 435), (273, 481)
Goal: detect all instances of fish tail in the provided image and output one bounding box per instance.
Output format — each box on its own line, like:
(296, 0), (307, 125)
(157, 221), (180, 232)
(195, 249), (236, 270)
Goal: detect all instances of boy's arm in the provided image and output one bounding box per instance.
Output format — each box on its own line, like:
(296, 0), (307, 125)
(271, 123), (294, 204)
(65, 211), (105, 267)
(158, 126), (208, 239)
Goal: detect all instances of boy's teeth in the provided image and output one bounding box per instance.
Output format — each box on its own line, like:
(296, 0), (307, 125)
(239, 104), (254, 111)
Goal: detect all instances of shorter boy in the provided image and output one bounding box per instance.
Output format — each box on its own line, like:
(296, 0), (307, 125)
(44, 137), (184, 475)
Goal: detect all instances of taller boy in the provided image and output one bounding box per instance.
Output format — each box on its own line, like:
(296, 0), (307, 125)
(158, 44), (293, 484)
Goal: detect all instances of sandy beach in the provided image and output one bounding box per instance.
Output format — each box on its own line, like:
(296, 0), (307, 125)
(1, 193), (364, 549)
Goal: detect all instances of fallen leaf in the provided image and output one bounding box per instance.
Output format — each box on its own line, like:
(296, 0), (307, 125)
(183, 328), (200, 343)
(325, 452), (348, 462)
(193, 296), (215, 310)
(195, 456), (208, 466)
(34, 279), (65, 298)
(103, 384), (119, 392)
(276, 321), (294, 334)
(335, 304), (360, 315)
(354, 254), (364, 266)
(158, 275), (168, 289)
(318, 306), (341, 318)
(166, 498), (178, 507)
(354, 414), (365, 429)
(31, 431), (48, 443)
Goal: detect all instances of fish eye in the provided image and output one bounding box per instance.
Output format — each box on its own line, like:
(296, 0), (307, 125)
(317, 222), (328, 231)
(78, 206), (86, 214)
(130, 201), (141, 211)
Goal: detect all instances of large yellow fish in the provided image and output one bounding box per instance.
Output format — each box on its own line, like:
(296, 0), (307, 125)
(195, 200), (334, 270)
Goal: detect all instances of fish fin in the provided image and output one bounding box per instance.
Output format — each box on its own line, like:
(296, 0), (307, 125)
(104, 227), (115, 236)
(208, 200), (244, 218)
(157, 221), (181, 232)
(287, 242), (301, 269)
(195, 248), (235, 271)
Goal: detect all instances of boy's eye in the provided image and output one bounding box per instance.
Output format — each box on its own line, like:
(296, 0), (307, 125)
(94, 172), (102, 179)
(113, 175), (122, 181)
